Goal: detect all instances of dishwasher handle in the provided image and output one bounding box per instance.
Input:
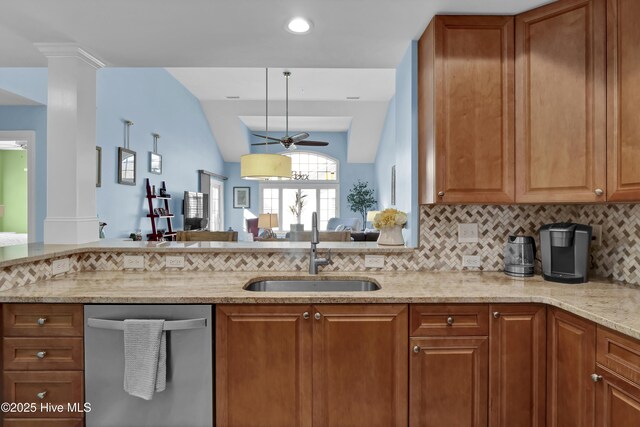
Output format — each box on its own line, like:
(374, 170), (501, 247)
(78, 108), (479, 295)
(87, 317), (207, 331)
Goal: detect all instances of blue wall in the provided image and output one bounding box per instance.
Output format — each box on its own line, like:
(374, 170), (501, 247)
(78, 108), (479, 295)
(224, 131), (377, 232)
(0, 68), (48, 105)
(96, 68), (225, 238)
(374, 42), (419, 247)
(0, 106), (47, 241)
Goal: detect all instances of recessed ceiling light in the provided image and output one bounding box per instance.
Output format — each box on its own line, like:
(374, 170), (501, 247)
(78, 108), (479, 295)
(346, 96), (360, 100)
(226, 96), (240, 100)
(286, 17), (312, 34)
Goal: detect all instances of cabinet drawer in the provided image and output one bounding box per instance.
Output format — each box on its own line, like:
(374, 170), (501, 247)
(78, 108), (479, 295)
(597, 326), (640, 386)
(3, 305), (83, 337)
(3, 371), (84, 418)
(411, 304), (488, 336)
(2, 419), (84, 427)
(4, 338), (84, 371)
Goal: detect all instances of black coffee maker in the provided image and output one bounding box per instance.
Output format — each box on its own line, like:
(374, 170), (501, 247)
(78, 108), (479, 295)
(539, 223), (592, 284)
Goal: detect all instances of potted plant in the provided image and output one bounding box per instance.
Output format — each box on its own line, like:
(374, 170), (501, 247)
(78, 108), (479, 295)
(289, 192), (307, 232)
(346, 180), (377, 231)
(372, 208), (408, 246)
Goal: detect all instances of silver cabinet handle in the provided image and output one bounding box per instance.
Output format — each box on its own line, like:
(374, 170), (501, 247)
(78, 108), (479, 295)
(446, 316), (454, 326)
(37, 318), (47, 326)
(591, 373), (603, 383)
(493, 312), (501, 319)
(314, 312), (321, 320)
(595, 188), (604, 196)
(413, 345), (421, 354)
(36, 351), (47, 359)
(303, 312), (310, 320)
(438, 191), (445, 197)
(36, 391), (47, 400)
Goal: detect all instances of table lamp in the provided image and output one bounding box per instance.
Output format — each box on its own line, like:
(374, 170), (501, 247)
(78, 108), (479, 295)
(366, 211), (381, 229)
(258, 213), (279, 238)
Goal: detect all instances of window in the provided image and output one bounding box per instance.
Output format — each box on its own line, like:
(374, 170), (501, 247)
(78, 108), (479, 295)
(260, 152), (339, 231)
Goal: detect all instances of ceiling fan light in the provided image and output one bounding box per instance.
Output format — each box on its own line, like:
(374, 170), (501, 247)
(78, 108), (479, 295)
(287, 17), (312, 34)
(241, 153), (292, 180)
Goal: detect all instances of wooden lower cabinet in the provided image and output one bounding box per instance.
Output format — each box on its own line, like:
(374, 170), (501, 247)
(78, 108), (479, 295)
(216, 304), (408, 427)
(2, 419), (84, 427)
(596, 366), (640, 426)
(489, 304), (546, 427)
(215, 305), (312, 427)
(410, 336), (488, 426)
(547, 307), (596, 427)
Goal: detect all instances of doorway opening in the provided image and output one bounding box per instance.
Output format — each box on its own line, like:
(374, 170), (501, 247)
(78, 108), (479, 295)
(0, 131), (35, 246)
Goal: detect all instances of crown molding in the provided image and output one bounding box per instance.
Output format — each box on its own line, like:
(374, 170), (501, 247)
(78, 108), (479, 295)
(34, 43), (106, 69)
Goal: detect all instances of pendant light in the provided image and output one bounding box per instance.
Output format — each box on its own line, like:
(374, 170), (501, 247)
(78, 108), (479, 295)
(240, 68), (292, 180)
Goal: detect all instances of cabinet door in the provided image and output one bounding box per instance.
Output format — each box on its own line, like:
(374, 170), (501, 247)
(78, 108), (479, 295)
(312, 304), (408, 427)
(607, 0), (640, 201)
(515, 0), (607, 203)
(489, 304), (546, 427)
(547, 307), (596, 427)
(596, 366), (640, 426)
(410, 336), (488, 427)
(216, 305), (312, 427)
(419, 16), (515, 204)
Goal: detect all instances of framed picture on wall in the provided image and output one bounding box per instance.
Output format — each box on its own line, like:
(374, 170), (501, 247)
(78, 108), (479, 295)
(149, 152), (162, 175)
(233, 187), (250, 209)
(96, 146), (102, 187)
(118, 147), (136, 185)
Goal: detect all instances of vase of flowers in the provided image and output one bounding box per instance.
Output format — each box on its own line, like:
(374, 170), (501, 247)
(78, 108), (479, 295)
(289, 192), (307, 232)
(372, 208), (407, 246)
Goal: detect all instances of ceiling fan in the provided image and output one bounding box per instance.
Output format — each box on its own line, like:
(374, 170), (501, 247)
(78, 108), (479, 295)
(252, 71), (329, 150)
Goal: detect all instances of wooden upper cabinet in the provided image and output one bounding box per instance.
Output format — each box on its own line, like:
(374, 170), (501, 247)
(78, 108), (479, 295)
(312, 305), (408, 427)
(607, 0), (640, 201)
(489, 304), (546, 427)
(419, 16), (515, 204)
(515, 0), (607, 203)
(546, 307), (596, 427)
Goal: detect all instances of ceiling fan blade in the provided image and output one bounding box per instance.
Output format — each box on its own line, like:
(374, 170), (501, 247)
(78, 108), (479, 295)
(289, 132), (310, 143)
(252, 133), (283, 142)
(295, 141), (329, 147)
(251, 141), (281, 146)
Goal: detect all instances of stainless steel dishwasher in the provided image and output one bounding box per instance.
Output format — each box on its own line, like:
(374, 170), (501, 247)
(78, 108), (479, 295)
(84, 305), (213, 427)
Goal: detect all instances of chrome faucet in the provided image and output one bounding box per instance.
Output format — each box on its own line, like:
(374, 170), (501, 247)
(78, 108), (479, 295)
(309, 212), (332, 274)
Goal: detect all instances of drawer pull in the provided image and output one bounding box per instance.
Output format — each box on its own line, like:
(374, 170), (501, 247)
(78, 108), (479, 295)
(37, 317), (47, 326)
(303, 312), (310, 320)
(413, 345), (421, 354)
(446, 316), (454, 326)
(591, 373), (603, 383)
(493, 311), (501, 319)
(36, 391), (47, 400)
(36, 351), (47, 359)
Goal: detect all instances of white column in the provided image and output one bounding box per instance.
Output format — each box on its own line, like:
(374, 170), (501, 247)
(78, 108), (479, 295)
(36, 44), (105, 244)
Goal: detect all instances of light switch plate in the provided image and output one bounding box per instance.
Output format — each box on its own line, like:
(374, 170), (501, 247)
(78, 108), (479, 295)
(166, 256), (185, 268)
(123, 255), (144, 269)
(462, 255), (482, 268)
(458, 223), (479, 243)
(365, 255), (385, 268)
(52, 258), (70, 275)
(591, 224), (602, 246)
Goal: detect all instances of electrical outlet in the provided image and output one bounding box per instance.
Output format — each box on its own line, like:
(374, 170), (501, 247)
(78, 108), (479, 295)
(166, 256), (185, 268)
(52, 258), (70, 275)
(591, 224), (602, 246)
(462, 255), (482, 268)
(458, 223), (479, 243)
(365, 255), (385, 268)
(123, 255), (144, 269)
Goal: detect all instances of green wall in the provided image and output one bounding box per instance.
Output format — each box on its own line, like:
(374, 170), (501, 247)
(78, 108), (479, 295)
(0, 150), (28, 233)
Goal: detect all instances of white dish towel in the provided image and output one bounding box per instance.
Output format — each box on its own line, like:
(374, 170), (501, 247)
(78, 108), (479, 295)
(123, 319), (167, 400)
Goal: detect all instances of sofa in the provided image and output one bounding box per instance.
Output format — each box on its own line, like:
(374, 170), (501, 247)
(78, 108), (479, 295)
(326, 217), (362, 232)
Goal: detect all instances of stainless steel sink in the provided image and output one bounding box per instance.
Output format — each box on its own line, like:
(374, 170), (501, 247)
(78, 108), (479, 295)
(244, 279), (380, 292)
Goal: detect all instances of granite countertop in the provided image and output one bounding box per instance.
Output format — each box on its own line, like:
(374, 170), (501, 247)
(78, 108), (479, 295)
(0, 270), (638, 340)
(0, 240), (413, 269)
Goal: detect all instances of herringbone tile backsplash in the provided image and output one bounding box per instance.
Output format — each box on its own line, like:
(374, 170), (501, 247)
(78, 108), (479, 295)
(1, 204), (639, 289)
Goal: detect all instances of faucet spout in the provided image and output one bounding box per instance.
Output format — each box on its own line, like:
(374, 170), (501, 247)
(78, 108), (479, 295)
(311, 212), (320, 244)
(309, 211), (331, 274)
